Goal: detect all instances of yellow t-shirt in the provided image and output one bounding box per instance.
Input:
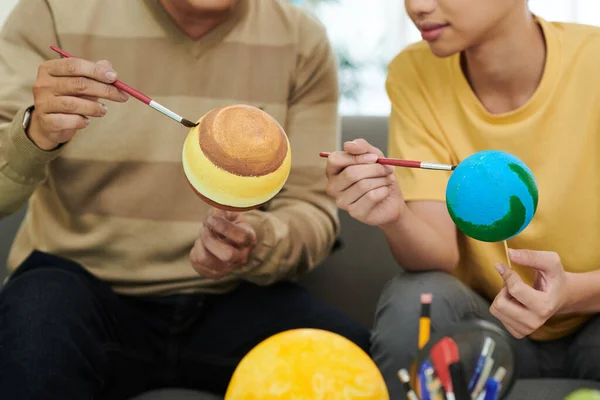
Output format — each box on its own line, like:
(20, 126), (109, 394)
(386, 16), (600, 341)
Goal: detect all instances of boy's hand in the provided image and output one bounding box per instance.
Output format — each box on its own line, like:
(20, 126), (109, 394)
(324, 139), (406, 227)
(490, 249), (568, 338)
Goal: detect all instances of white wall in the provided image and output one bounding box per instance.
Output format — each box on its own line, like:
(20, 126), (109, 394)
(0, 0), (19, 29)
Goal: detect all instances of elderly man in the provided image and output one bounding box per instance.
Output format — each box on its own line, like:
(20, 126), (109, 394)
(0, 0), (370, 398)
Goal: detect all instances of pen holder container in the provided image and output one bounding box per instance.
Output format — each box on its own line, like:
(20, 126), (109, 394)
(412, 319), (518, 400)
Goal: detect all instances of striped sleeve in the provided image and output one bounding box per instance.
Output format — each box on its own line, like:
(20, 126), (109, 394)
(0, 0), (63, 218)
(235, 18), (341, 285)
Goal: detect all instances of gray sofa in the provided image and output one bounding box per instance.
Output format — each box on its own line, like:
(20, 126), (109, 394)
(1, 116), (599, 399)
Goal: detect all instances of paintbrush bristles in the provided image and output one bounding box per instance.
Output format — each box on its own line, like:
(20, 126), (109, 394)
(182, 118), (199, 128)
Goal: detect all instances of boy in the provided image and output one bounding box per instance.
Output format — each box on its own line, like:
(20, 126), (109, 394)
(324, 0), (600, 396)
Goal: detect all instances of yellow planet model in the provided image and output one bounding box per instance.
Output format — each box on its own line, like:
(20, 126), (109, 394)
(182, 104), (292, 211)
(225, 328), (390, 400)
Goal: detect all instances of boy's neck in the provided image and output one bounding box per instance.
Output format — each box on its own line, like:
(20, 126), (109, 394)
(461, 10), (547, 114)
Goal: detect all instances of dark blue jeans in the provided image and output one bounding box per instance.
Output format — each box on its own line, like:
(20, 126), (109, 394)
(0, 251), (370, 400)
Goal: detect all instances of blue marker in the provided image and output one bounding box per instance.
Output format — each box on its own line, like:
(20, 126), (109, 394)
(419, 361), (433, 400)
(483, 378), (500, 400)
(468, 337), (495, 392)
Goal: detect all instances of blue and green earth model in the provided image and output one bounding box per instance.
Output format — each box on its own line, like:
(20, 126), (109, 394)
(445, 150), (538, 243)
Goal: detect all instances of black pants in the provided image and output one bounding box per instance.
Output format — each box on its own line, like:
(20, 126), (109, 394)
(0, 251), (370, 400)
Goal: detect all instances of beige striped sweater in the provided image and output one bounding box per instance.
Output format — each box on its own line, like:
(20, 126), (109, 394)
(0, 0), (341, 295)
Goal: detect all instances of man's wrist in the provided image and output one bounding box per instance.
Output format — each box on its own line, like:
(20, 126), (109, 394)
(25, 110), (60, 151)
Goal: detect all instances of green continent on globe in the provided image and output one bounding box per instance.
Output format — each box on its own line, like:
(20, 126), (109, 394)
(508, 162), (539, 212)
(447, 196), (526, 242)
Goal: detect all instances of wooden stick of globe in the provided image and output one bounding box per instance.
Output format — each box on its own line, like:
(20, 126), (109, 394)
(319, 152), (456, 171)
(503, 240), (513, 269)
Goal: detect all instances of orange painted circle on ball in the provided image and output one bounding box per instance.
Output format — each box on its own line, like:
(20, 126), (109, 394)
(182, 104), (292, 211)
(225, 328), (390, 400)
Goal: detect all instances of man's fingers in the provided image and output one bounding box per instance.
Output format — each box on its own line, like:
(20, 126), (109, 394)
(42, 58), (129, 102)
(92, 60), (129, 101)
(53, 76), (128, 102)
(41, 113), (89, 134)
(44, 58), (117, 83)
(189, 240), (228, 279)
(509, 249), (561, 272)
(80, 96), (100, 103)
(95, 59), (114, 70)
(50, 96), (107, 118)
(206, 215), (256, 248)
(190, 240), (213, 270)
(200, 226), (245, 265)
(212, 208), (240, 222)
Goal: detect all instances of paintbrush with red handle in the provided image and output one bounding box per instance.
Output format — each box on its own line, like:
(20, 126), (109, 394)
(319, 152), (456, 171)
(49, 45), (198, 128)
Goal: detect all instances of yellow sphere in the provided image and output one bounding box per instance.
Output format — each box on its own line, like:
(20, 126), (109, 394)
(225, 328), (389, 400)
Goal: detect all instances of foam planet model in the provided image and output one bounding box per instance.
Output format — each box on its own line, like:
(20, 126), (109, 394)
(445, 150), (538, 242)
(225, 328), (389, 399)
(182, 104), (292, 211)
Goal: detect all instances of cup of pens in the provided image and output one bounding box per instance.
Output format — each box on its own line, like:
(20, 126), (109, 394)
(410, 319), (518, 400)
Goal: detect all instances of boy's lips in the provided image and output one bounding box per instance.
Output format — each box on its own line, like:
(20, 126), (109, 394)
(418, 22), (449, 41)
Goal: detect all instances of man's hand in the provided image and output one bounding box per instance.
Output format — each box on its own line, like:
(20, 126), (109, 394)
(190, 208), (258, 279)
(28, 57), (130, 150)
(325, 138), (406, 227)
(490, 249), (569, 338)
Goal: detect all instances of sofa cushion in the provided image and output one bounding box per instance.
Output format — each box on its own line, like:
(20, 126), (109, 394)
(299, 116), (400, 328)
